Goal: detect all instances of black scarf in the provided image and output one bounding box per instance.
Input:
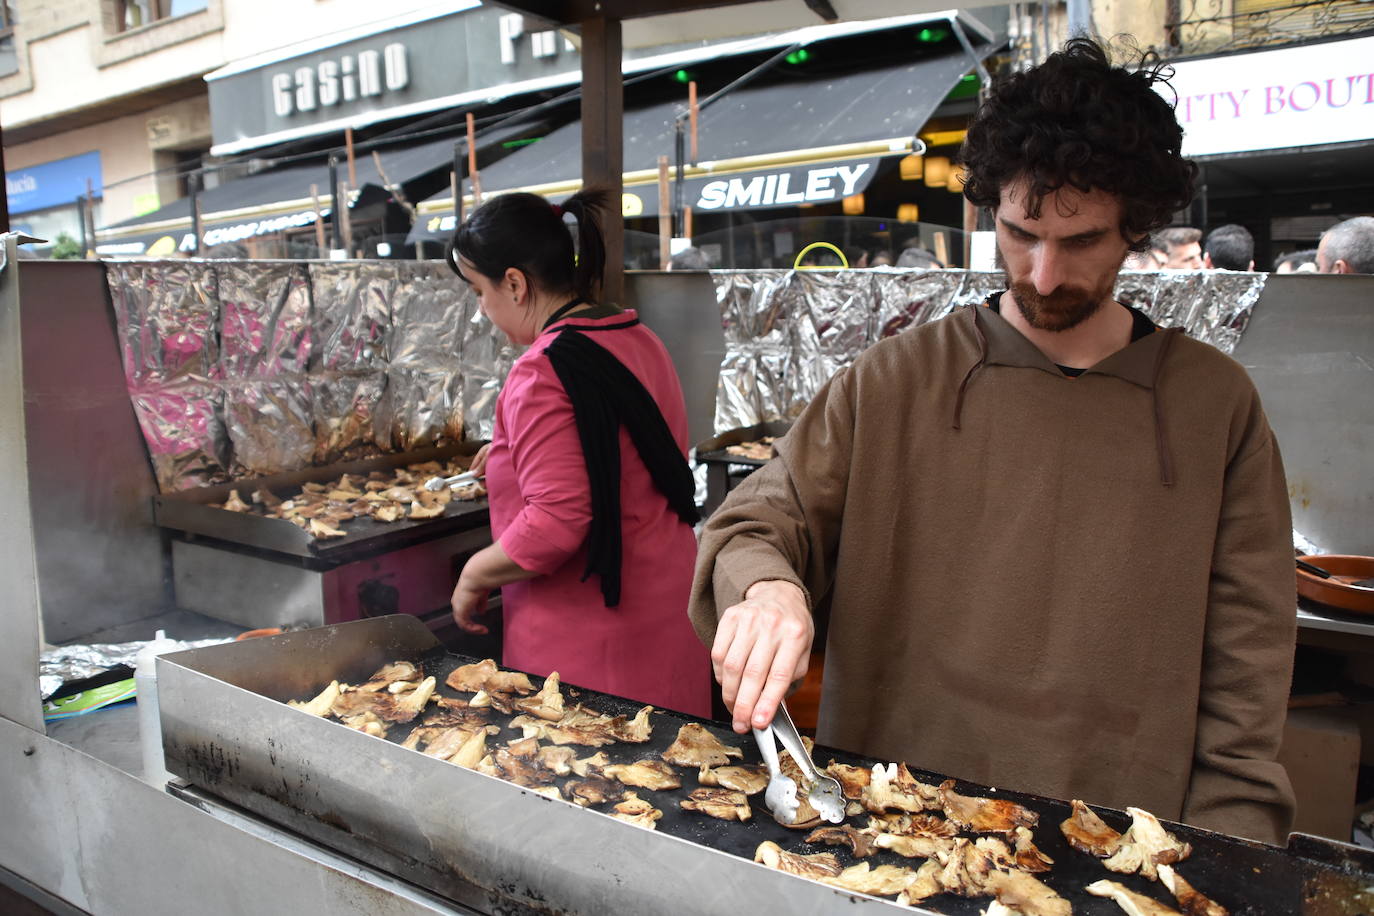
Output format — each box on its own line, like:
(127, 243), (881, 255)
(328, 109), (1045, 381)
(543, 316), (699, 607)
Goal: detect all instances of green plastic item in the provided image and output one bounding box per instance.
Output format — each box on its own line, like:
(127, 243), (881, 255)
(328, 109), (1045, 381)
(42, 679), (137, 721)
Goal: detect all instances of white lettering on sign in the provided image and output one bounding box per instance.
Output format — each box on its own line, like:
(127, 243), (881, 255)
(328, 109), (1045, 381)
(6, 174), (37, 195)
(498, 13), (573, 65)
(696, 162), (873, 210)
(270, 43), (409, 118)
(1162, 35), (1374, 156)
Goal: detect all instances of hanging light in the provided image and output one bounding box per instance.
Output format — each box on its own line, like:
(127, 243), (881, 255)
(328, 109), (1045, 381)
(899, 154), (923, 181)
(922, 156), (950, 188)
(842, 193), (865, 216)
(946, 165), (966, 193)
(897, 203), (920, 223)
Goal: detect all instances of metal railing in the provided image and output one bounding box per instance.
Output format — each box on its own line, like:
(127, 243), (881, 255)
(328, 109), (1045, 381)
(1165, 0), (1374, 56)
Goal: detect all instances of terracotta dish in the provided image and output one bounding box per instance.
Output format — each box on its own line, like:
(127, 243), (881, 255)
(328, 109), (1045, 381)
(1296, 555), (1374, 614)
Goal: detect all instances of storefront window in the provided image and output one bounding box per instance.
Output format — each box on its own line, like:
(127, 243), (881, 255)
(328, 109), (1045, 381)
(117, 0), (207, 32)
(0, 2), (18, 78)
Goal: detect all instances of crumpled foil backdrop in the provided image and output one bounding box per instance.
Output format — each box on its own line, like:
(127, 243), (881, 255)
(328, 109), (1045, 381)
(107, 260), (515, 492)
(712, 268), (1265, 433)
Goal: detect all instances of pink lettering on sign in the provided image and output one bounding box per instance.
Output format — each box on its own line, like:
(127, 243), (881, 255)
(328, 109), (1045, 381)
(1325, 76), (1356, 108)
(1224, 89), (1249, 117)
(1289, 81), (1321, 111)
(1265, 85), (1286, 114)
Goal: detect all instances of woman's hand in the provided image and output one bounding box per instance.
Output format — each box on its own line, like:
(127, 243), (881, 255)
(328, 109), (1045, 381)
(451, 571), (493, 634)
(468, 443), (492, 478)
(711, 579), (814, 734)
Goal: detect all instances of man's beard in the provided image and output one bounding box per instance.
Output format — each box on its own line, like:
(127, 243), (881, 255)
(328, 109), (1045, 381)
(1007, 281), (1110, 332)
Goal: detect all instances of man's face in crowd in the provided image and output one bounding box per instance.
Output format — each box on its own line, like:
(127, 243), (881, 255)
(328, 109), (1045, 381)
(1163, 241), (1203, 270)
(996, 179), (1131, 332)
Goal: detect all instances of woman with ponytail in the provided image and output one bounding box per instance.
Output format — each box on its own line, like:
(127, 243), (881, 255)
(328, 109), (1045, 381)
(445, 189), (711, 717)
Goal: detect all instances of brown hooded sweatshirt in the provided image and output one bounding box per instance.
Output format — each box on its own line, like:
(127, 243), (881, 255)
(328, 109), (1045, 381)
(691, 302), (1296, 844)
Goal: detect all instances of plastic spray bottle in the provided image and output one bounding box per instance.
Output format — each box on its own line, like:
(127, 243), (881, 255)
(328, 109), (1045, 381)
(135, 629), (180, 787)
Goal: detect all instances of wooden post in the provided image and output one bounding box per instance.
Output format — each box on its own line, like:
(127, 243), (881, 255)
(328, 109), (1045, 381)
(684, 205), (693, 242)
(689, 81), (699, 164)
(933, 230), (949, 268)
(658, 156), (671, 271)
(345, 127), (357, 188)
(581, 16), (624, 302)
(466, 113), (482, 208)
(310, 183), (326, 255)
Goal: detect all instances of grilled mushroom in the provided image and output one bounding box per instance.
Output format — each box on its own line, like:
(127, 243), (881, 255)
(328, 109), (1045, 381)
(681, 787), (752, 822)
(1086, 879), (1183, 916)
(938, 780), (1039, 835)
(661, 723), (743, 768)
(610, 792), (663, 830)
(1060, 798), (1123, 857)
(1158, 864), (1228, 916)
(601, 759), (682, 791)
(1102, 807), (1192, 880)
(820, 862), (922, 896)
(753, 841), (841, 879)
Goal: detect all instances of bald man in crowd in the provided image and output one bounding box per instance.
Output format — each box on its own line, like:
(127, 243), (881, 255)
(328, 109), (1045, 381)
(1316, 217), (1374, 274)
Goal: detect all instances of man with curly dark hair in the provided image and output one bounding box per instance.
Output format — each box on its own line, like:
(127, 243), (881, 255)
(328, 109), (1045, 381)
(692, 37), (1295, 845)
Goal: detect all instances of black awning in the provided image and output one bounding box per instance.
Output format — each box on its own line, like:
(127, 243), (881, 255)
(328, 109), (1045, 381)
(96, 122), (543, 254)
(408, 44), (994, 244)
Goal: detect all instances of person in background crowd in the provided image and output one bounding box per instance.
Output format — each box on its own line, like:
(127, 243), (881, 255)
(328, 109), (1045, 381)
(691, 37), (1295, 845)
(895, 246), (944, 269)
(1273, 249), (1319, 273)
(1155, 225), (1204, 269)
(1203, 224), (1255, 271)
(868, 249), (894, 267)
(446, 189), (712, 718)
(1316, 216), (1374, 274)
(668, 245), (710, 270)
(1121, 248), (1161, 270)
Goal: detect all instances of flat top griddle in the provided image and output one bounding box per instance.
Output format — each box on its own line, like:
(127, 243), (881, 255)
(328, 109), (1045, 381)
(160, 617), (1374, 915)
(332, 649), (1365, 914)
(154, 444), (490, 561)
(694, 421), (793, 469)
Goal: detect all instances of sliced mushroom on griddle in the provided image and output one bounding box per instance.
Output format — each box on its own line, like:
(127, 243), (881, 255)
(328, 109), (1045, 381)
(492, 737), (557, 788)
(984, 868), (1072, 916)
(601, 759), (682, 791)
(1102, 807), (1192, 880)
(445, 658), (534, 697)
(804, 824), (880, 858)
(359, 661), (421, 692)
(823, 760), (871, 800)
(536, 745), (577, 776)
(873, 832), (956, 860)
(697, 763), (768, 795)
(340, 711), (388, 737)
(681, 787), (752, 822)
(1086, 879), (1183, 916)
(288, 680), (341, 717)
(895, 860), (945, 906)
(1060, 798), (1124, 857)
(933, 837), (1000, 897)
(421, 724), (495, 761)
(1158, 864), (1228, 916)
(570, 751), (610, 777)
(867, 811), (958, 838)
(421, 702), (492, 729)
(820, 862), (923, 896)
(449, 728), (489, 771)
(661, 723), (742, 768)
(863, 762), (941, 814)
(330, 676), (436, 723)
(512, 672), (566, 722)
(610, 792), (663, 830)
(564, 775), (626, 808)
(512, 704), (654, 747)
(310, 517), (348, 539)
(938, 779), (1039, 835)
(752, 841), (841, 879)
(1011, 825), (1055, 872)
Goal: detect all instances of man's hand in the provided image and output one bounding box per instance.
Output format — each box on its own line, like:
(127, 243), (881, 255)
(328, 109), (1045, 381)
(711, 579), (813, 734)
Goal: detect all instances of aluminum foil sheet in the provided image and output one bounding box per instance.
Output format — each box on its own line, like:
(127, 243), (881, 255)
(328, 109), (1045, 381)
(107, 261), (508, 492)
(40, 637), (230, 700)
(711, 268), (1266, 433)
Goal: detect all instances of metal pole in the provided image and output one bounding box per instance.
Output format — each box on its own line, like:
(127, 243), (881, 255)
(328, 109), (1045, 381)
(189, 171), (202, 257)
(1066, 0), (1093, 38)
(328, 155), (342, 252)
(452, 141), (464, 226)
(673, 121), (686, 238)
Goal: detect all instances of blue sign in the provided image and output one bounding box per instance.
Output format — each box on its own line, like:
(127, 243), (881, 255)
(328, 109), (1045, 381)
(6, 151), (103, 215)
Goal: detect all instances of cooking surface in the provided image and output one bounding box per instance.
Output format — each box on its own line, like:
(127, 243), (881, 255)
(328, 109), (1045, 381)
(162, 616), (1373, 915)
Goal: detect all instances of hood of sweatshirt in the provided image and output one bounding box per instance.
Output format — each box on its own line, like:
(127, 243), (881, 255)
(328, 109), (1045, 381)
(953, 302), (1183, 486)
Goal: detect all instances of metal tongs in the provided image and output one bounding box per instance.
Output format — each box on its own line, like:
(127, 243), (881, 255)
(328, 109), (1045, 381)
(422, 470), (480, 492)
(752, 700), (846, 826)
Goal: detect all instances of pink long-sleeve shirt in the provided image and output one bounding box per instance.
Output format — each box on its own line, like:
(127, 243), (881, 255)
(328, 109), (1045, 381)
(488, 309), (711, 718)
